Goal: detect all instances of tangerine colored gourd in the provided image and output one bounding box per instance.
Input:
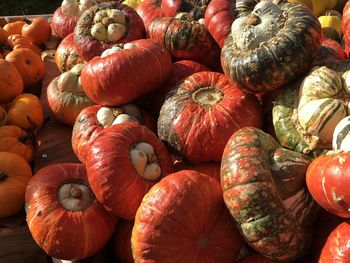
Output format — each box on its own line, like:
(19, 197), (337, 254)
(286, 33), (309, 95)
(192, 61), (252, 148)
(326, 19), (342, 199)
(21, 17), (51, 46)
(0, 59), (24, 103)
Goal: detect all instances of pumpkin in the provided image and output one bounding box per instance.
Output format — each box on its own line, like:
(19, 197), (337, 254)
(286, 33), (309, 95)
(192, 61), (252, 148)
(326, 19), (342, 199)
(123, 0), (144, 9)
(149, 14), (220, 69)
(0, 59), (23, 103)
(318, 221), (350, 262)
(343, 1), (350, 57)
(55, 33), (84, 73)
(0, 151), (32, 218)
(52, 0), (98, 39)
(288, 0), (337, 16)
(132, 170), (245, 262)
(204, 0), (236, 47)
(72, 104), (156, 163)
(21, 17), (51, 46)
(6, 93), (44, 130)
(7, 34), (32, 47)
(0, 105), (6, 125)
(85, 122), (173, 219)
(333, 116), (350, 151)
(221, 1), (322, 93)
(81, 39), (172, 106)
(5, 48), (45, 88)
(137, 59), (209, 116)
(158, 71), (262, 163)
(306, 152), (350, 218)
(74, 1), (145, 61)
(137, 0), (209, 33)
(0, 26), (9, 46)
(3, 20), (26, 35)
(319, 10), (342, 41)
(313, 38), (347, 65)
(47, 63), (95, 126)
(273, 64), (350, 156)
(0, 125), (34, 162)
(52, 7), (80, 39)
(113, 220), (134, 263)
(221, 127), (319, 261)
(26, 163), (117, 260)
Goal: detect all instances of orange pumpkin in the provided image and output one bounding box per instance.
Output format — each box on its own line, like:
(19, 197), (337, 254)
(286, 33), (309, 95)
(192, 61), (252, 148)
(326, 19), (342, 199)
(6, 48), (45, 87)
(13, 43), (42, 55)
(1, 49), (11, 58)
(0, 125), (34, 162)
(22, 17), (51, 46)
(0, 151), (32, 218)
(3, 21), (26, 35)
(6, 93), (44, 130)
(0, 59), (24, 103)
(7, 34), (32, 48)
(0, 26), (9, 45)
(0, 53), (3, 59)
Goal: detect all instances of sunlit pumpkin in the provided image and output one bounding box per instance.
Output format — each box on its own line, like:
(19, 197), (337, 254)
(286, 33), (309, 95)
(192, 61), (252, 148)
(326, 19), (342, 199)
(6, 93), (44, 130)
(3, 20), (26, 35)
(21, 17), (52, 45)
(6, 48), (45, 88)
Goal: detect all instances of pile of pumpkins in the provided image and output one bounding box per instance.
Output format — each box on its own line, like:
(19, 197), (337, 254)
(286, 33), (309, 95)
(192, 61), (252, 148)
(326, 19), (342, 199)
(2, 0), (350, 262)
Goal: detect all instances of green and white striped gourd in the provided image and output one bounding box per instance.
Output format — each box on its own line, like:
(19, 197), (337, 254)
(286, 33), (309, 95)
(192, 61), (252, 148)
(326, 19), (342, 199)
(332, 116), (350, 151)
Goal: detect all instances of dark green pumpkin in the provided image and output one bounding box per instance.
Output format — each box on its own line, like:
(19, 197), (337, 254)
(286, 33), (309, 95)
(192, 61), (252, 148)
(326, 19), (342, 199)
(220, 127), (319, 261)
(221, 1), (322, 93)
(149, 15), (221, 69)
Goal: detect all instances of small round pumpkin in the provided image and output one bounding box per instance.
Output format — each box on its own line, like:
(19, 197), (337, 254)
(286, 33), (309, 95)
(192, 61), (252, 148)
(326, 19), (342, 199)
(0, 125), (35, 162)
(0, 59), (24, 103)
(132, 170), (245, 262)
(3, 20), (26, 35)
(6, 48), (45, 88)
(7, 34), (32, 48)
(26, 163), (117, 261)
(6, 93), (44, 130)
(21, 17), (52, 46)
(0, 151), (32, 218)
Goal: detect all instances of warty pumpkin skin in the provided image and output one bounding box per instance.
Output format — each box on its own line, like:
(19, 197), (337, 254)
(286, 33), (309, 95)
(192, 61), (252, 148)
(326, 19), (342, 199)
(221, 127), (319, 261)
(306, 152), (350, 218)
(55, 33), (84, 73)
(72, 104), (156, 163)
(80, 39), (172, 106)
(0, 125), (34, 162)
(318, 221), (350, 262)
(47, 63), (95, 126)
(25, 163), (117, 261)
(158, 71), (262, 163)
(149, 15), (221, 69)
(0, 151), (32, 218)
(74, 1), (145, 61)
(85, 122), (173, 219)
(131, 170), (245, 263)
(221, 1), (322, 93)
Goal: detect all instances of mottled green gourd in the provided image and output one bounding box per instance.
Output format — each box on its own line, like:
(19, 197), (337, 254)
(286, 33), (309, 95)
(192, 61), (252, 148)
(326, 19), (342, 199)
(220, 127), (319, 261)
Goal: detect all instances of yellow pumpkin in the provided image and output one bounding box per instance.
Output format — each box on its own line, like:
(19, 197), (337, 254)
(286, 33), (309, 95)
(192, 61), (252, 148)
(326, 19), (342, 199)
(318, 10), (342, 37)
(288, 0), (337, 16)
(122, 0), (144, 9)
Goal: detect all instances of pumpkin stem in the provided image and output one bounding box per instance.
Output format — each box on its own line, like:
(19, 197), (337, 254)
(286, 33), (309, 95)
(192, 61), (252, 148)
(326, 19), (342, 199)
(192, 87), (224, 107)
(70, 186), (82, 199)
(0, 172), (7, 182)
(246, 14), (260, 26)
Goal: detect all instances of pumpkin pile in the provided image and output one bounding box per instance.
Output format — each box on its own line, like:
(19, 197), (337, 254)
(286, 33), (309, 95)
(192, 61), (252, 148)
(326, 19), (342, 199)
(3, 0), (350, 262)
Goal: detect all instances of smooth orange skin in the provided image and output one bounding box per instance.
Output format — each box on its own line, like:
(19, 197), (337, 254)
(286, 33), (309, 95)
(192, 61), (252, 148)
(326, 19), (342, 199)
(6, 48), (45, 88)
(0, 59), (24, 103)
(0, 151), (32, 218)
(6, 93), (44, 130)
(21, 17), (51, 45)
(3, 21), (25, 35)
